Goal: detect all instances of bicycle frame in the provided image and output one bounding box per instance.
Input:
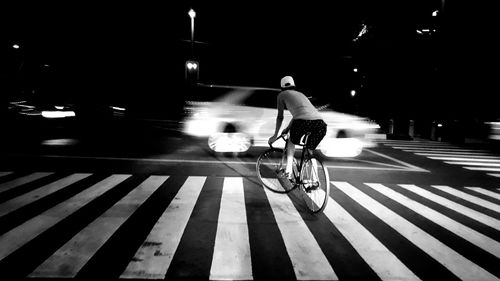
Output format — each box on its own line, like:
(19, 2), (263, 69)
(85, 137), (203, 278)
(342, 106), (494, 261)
(262, 132), (329, 213)
(270, 133), (312, 185)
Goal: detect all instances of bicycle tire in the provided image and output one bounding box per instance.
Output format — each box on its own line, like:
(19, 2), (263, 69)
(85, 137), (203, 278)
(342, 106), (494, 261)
(256, 148), (295, 193)
(299, 156), (330, 213)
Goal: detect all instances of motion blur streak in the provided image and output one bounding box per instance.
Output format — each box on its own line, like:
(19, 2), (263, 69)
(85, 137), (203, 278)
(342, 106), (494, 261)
(41, 111), (76, 118)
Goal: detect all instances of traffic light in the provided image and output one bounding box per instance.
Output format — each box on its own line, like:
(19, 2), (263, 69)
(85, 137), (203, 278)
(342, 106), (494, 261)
(185, 60), (199, 84)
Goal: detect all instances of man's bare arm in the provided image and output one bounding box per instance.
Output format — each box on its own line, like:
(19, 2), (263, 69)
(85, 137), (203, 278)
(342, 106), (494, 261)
(273, 116), (284, 136)
(273, 93), (286, 136)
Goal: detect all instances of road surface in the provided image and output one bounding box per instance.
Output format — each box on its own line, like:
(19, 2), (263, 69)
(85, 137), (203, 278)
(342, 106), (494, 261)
(0, 128), (499, 280)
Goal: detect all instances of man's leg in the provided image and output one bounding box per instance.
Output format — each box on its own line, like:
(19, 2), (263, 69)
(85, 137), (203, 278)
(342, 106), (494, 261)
(285, 138), (295, 178)
(311, 156), (319, 182)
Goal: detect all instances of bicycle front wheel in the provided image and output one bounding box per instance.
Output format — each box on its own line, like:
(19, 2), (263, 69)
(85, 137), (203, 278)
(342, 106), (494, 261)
(300, 156), (330, 213)
(256, 148), (294, 193)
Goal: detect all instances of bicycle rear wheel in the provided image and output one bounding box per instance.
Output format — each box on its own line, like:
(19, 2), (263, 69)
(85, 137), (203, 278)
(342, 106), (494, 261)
(256, 148), (295, 193)
(300, 156), (330, 213)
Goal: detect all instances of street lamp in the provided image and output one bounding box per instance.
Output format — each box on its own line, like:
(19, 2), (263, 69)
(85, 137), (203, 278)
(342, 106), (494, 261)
(188, 8), (196, 57)
(185, 60), (199, 84)
(186, 61), (198, 71)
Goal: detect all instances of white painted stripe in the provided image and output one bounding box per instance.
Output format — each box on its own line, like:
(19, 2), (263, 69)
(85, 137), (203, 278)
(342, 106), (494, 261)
(30, 176), (168, 278)
(39, 154), (258, 165)
(431, 185), (500, 213)
(416, 153), (499, 158)
(364, 148), (429, 172)
(0, 172), (13, 178)
(366, 183), (500, 259)
(260, 178), (287, 192)
(429, 157), (500, 162)
(399, 184), (500, 231)
(465, 187), (500, 201)
(16, 154), (424, 172)
(0, 174), (130, 261)
(323, 189), (420, 281)
(332, 181), (499, 281)
(488, 174), (500, 178)
(376, 140), (448, 144)
(210, 177), (252, 280)
(263, 187), (337, 280)
(121, 176), (206, 279)
(445, 161), (500, 167)
(464, 167), (500, 172)
(378, 142), (458, 147)
(408, 151), (491, 155)
(394, 147), (486, 152)
(383, 141), (457, 145)
(0, 172), (53, 193)
(326, 166), (423, 172)
(385, 144), (462, 149)
(0, 173), (92, 217)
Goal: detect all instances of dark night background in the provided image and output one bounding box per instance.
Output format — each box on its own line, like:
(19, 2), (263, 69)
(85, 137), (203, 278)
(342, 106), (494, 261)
(1, 1), (498, 132)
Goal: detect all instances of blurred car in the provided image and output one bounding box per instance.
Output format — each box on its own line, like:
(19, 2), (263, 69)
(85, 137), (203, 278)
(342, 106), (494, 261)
(5, 99), (76, 135)
(182, 84), (380, 157)
(3, 96), (132, 142)
(486, 119), (500, 141)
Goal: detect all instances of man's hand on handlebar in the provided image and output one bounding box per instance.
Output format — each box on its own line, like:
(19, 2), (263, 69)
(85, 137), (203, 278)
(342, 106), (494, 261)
(268, 135), (278, 146)
(268, 130), (289, 146)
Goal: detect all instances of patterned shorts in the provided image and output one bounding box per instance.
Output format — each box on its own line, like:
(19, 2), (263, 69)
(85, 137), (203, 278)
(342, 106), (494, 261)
(290, 119), (327, 150)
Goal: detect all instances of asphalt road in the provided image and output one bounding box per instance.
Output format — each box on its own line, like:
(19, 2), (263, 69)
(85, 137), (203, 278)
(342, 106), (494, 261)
(1, 124), (500, 280)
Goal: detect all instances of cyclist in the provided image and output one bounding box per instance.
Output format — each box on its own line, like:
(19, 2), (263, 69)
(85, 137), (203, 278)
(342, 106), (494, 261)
(268, 75), (327, 181)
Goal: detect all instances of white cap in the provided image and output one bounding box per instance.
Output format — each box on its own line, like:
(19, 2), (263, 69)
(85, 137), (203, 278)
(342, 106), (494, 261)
(280, 76), (295, 88)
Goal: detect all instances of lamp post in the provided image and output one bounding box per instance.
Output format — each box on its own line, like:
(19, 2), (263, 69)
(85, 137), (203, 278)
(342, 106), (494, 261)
(188, 8), (196, 58)
(185, 9), (199, 84)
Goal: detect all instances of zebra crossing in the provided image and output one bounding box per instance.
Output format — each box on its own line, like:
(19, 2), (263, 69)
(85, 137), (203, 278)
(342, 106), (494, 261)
(0, 171), (500, 280)
(376, 139), (500, 178)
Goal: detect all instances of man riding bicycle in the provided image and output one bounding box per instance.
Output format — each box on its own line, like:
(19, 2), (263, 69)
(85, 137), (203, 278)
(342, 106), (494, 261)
(268, 76), (327, 181)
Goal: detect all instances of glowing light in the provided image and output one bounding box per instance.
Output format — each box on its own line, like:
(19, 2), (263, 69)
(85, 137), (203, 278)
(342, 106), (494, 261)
(41, 111), (76, 118)
(182, 118), (218, 137)
(353, 68), (358, 72)
(432, 10), (438, 17)
(12, 44), (20, 49)
(208, 133), (252, 152)
(19, 112), (41, 116)
(111, 106), (126, 111)
(353, 24), (368, 42)
(437, 123), (443, 127)
(188, 9), (196, 19)
(486, 121), (500, 127)
(320, 138), (363, 157)
(55, 106), (65, 110)
(351, 90), (356, 97)
(41, 139), (79, 146)
(9, 100), (27, 104)
(417, 29), (436, 35)
(187, 62), (198, 70)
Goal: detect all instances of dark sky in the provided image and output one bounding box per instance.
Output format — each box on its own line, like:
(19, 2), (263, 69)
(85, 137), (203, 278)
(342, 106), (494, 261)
(1, 1), (498, 119)
(3, 2), (364, 83)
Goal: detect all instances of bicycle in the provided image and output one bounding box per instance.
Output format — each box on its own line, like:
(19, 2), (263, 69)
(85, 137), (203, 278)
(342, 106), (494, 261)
(256, 132), (330, 213)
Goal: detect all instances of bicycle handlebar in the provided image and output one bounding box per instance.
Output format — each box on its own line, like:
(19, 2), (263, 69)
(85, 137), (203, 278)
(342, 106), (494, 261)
(269, 133), (288, 149)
